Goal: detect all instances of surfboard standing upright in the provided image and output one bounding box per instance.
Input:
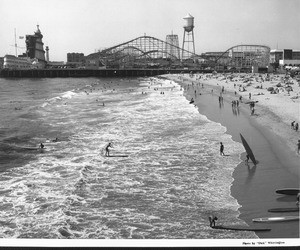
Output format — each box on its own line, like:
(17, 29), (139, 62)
(240, 133), (257, 165)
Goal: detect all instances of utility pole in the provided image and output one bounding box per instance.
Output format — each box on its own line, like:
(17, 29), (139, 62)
(14, 28), (17, 57)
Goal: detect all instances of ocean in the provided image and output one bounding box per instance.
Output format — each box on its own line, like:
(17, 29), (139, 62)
(0, 76), (257, 240)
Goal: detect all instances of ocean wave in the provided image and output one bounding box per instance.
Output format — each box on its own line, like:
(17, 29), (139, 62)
(41, 90), (79, 107)
(0, 77), (256, 239)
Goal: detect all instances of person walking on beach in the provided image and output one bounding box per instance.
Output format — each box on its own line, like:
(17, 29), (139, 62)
(220, 142), (225, 156)
(251, 106), (255, 116)
(297, 140), (300, 154)
(295, 123), (299, 132)
(105, 142), (113, 157)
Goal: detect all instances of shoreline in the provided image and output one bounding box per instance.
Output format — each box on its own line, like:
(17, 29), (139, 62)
(164, 73), (299, 239)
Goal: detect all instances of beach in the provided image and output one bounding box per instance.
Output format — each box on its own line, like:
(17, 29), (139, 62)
(0, 76), (258, 242)
(165, 72), (300, 239)
(0, 74), (299, 244)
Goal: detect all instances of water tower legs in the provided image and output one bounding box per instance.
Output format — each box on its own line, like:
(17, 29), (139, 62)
(182, 30), (195, 60)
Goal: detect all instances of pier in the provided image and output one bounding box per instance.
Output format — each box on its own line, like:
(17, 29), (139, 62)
(0, 68), (211, 78)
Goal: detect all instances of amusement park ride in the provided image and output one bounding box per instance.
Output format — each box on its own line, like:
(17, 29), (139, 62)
(85, 14), (270, 71)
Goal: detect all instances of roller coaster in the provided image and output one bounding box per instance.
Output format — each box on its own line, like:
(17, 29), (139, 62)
(214, 44), (270, 69)
(86, 36), (270, 70)
(86, 35), (206, 69)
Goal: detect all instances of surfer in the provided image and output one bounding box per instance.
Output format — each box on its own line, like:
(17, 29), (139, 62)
(40, 143), (44, 149)
(209, 216), (218, 227)
(105, 142), (113, 157)
(220, 142), (225, 156)
(245, 154), (250, 163)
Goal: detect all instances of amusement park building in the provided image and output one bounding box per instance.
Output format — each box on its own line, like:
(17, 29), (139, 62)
(3, 25), (47, 70)
(25, 25), (46, 67)
(3, 55), (33, 70)
(67, 53), (85, 63)
(270, 49), (300, 65)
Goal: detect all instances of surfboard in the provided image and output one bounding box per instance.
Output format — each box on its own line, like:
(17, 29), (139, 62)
(268, 207), (299, 213)
(22, 147), (45, 150)
(253, 216), (299, 222)
(245, 100), (259, 104)
(106, 155), (129, 157)
(212, 225), (271, 232)
(275, 188), (300, 195)
(240, 133), (256, 165)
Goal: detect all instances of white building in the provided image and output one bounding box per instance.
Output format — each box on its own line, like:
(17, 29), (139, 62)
(3, 55), (46, 70)
(3, 55), (32, 70)
(279, 59), (300, 66)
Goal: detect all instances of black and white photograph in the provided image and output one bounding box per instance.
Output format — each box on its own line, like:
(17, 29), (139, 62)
(0, 0), (299, 247)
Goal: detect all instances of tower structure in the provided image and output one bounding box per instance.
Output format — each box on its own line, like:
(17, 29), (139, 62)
(45, 46), (49, 62)
(25, 25), (46, 63)
(182, 14), (195, 60)
(165, 33), (180, 59)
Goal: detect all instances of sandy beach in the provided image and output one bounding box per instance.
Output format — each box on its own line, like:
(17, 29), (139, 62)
(164, 72), (300, 239)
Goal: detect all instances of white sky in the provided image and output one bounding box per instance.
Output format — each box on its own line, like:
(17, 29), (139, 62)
(0, 0), (299, 62)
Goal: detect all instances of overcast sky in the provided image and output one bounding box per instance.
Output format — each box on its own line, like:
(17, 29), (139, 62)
(0, 0), (299, 61)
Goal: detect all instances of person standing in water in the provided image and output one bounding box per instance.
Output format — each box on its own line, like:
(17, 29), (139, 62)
(105, 142), (113, 157)
(220, 142), (225, 156)
(245, 154), (250, 163)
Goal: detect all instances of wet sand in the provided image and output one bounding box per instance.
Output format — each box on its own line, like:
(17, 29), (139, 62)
(165, 74), (299, 239)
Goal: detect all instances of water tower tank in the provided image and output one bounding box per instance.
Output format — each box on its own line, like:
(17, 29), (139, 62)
(183, 13), (194, 32)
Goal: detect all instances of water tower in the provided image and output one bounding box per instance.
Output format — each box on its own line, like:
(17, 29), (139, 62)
(182, 13), (195, 60)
